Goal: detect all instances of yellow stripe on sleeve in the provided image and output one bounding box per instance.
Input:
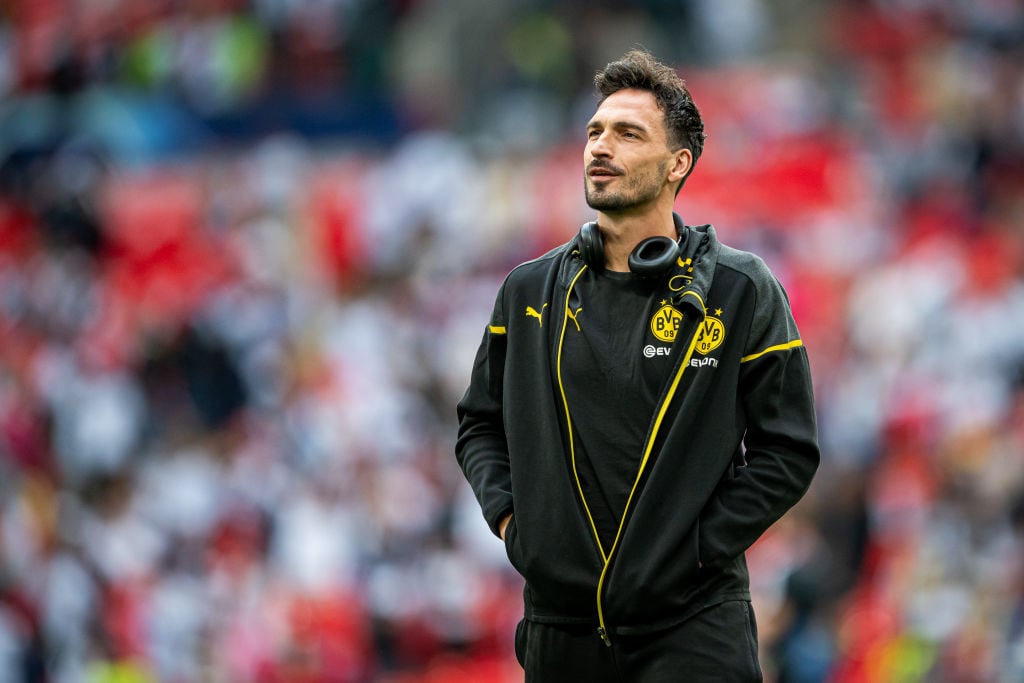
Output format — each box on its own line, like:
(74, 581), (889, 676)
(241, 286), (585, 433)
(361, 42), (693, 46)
(741, 339), (803, 363)
(488, 325), (507, 335)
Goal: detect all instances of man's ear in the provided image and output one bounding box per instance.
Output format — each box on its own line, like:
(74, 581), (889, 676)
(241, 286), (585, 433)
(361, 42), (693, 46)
(668, 148), (693, 185)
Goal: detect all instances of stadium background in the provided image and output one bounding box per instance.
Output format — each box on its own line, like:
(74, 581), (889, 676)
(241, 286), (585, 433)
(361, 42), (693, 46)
(1, 0), (1023, 681)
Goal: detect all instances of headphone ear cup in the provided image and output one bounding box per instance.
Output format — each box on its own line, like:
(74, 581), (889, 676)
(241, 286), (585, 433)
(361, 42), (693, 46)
(628, 236), (680, 278)
(579, 222), (604, 269)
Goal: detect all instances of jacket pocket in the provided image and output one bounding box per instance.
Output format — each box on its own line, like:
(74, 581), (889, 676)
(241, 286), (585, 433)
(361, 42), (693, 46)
(503, 514), (522, 572)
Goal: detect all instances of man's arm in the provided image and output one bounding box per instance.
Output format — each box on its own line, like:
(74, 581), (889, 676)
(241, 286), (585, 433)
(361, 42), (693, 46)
(698, 343), (819, 568)
(455, 289), (515, 538)
(698, 269), (820, 569)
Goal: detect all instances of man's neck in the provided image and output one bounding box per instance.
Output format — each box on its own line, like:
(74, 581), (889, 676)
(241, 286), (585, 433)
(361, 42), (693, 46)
(596, 207), (678, 272)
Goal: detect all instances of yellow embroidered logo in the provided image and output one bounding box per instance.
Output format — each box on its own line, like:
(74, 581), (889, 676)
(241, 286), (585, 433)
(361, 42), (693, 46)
(668, 257), (695, 292)
(525, 304), (548, 327)
(696, 314), (725, 355)
(650, 302), (682, 343)
(567, 306), (583, 331)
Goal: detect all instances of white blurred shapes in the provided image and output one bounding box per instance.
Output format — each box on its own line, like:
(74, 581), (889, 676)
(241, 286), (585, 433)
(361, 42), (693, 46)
(137, 447), (224, 539)
(42, 552), (97, 673)
(452, 483), (509, 569)
(363, 132), (488, 274)
(368, 462), (442, 542)
(846, 237), (964, 368)
(34, 346), (145, 482)
(77, 489), (166, 583)
(0, 608), (21, 683)
(147, 571), (209, 683)
(271, 490), (360, 592)
(693, 0), (769, 63)
(316, 296), (426, 464)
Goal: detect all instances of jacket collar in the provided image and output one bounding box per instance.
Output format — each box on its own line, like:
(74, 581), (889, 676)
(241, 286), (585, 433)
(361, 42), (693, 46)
(558, 213), (719, 316)
(669, 218), (719, 319)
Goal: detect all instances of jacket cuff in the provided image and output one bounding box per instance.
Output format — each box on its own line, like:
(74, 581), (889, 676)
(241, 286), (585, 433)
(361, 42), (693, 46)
(486, 503), (514, 538)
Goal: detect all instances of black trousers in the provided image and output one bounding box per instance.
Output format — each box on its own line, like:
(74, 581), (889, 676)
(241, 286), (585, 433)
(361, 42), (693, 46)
(514, 600), (763, 682)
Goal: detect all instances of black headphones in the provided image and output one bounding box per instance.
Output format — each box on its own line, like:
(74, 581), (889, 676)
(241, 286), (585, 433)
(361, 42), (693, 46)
(578, 221), (684, 278)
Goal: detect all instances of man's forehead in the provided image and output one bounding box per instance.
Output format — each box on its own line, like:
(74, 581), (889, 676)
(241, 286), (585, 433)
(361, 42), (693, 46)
(590, 89), (663, 128)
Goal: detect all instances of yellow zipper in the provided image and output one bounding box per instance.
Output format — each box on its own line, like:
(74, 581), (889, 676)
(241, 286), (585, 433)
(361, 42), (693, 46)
(556, 267), (706, 646)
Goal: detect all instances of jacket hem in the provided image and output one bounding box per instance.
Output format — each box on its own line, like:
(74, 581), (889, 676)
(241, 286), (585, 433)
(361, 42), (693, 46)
(521, 589), (751, 634)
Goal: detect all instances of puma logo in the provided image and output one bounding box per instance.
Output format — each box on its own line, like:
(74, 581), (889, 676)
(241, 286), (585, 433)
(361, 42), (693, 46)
(567, 306), (583, 331)
(525, 304), (549, 326)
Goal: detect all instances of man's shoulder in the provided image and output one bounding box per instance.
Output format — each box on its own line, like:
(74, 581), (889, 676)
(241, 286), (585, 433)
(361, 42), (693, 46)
(713, 240), (776, 286)
(504, 241), (573, 284)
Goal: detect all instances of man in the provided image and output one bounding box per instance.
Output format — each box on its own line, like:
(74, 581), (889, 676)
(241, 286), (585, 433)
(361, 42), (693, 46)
(455, 49), (819, 682)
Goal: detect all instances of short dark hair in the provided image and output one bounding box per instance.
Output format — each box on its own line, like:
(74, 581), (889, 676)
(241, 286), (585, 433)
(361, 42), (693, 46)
(594, 49), (706, 183)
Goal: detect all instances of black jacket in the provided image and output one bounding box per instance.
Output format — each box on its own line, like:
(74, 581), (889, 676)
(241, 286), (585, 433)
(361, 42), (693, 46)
(456, 219), (819, 637)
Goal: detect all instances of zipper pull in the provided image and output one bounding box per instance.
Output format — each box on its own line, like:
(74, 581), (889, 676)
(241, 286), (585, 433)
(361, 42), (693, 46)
(597, 626), (612, 647)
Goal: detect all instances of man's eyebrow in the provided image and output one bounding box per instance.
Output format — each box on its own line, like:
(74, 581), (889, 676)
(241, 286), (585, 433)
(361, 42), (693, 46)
(587, 119), (649, 133)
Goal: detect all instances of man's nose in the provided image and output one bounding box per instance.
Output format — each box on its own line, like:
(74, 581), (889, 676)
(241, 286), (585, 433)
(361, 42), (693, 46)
(589, 132), (612, 157)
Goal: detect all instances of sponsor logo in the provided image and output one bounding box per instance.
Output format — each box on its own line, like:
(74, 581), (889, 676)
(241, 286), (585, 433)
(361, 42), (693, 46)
(567, 306), (583, 331)
(643, 345), (671, 358)
(643, 347), (719, 367)
(525, 303), (548, 327)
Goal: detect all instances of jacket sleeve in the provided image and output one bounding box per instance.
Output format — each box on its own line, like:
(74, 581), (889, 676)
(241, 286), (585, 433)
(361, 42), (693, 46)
(698, 262), (820, 568)
(455, 282), (514, 538)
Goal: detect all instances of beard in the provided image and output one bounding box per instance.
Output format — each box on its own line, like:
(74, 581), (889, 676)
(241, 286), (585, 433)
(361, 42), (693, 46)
(584, 160), (669, 212)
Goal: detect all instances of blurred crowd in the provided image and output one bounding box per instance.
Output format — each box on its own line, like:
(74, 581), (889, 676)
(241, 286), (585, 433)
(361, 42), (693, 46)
(1, 0), (1024, 682)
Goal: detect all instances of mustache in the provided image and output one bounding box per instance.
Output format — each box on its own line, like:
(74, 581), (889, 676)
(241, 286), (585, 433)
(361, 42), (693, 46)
(587, 160), (623, 175)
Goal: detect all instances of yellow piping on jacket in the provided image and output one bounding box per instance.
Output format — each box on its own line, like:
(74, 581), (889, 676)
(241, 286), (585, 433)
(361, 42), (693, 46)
(556, 266), (706, 645)
(556, 265), (608, 564)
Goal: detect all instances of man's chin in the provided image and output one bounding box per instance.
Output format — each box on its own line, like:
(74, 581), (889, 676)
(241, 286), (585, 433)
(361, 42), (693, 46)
(586, 194), (629, 212)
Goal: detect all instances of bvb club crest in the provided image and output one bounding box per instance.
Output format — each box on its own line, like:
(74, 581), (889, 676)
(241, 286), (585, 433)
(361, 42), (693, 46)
(650, 303), (682, 343)
(696, 316), (726, 355)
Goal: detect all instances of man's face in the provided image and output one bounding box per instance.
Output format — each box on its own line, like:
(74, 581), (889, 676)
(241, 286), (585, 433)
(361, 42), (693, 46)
(584, 89), (684, 213)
